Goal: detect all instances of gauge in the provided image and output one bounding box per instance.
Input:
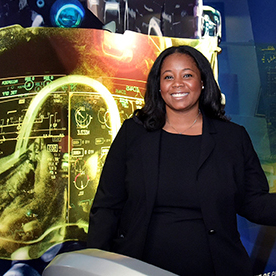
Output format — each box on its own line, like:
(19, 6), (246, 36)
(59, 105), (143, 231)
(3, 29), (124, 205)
(75, 106), (92, 128)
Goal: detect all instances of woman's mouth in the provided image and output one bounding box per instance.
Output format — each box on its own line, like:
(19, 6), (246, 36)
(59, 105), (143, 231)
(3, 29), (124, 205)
(171, 92), (188, 98)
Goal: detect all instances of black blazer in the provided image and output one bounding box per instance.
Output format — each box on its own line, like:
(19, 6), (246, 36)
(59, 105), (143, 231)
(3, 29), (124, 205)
(87, 114), (276, 276)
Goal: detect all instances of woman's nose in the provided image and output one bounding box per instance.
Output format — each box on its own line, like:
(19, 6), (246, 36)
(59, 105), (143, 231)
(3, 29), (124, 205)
(172, 78), (184, 88)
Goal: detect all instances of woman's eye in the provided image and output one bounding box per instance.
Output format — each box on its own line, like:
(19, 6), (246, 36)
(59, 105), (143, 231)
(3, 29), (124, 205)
(164, 75), (173, 80)
(184, 73), (192, 78)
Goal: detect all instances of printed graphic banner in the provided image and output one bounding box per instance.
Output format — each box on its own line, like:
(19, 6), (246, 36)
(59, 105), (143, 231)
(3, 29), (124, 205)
(0, 25), (220, 261)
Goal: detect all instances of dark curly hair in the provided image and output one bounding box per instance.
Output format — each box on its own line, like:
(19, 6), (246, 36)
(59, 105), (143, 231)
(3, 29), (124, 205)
(134, 45), (229, 131)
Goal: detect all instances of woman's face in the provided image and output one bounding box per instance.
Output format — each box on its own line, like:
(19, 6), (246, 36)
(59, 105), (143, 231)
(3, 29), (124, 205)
(160, 53), (203, 114)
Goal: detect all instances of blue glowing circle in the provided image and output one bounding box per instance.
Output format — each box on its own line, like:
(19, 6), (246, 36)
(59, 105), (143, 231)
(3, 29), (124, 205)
(50, 0), (85, 28)
(36, 0), (45, 8)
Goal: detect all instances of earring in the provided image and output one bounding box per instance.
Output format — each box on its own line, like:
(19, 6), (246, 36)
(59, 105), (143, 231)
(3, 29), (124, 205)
(202, 85), (205, 90)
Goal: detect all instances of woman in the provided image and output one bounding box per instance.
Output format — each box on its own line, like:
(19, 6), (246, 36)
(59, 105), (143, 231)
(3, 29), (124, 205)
(87, 45), (276, 275)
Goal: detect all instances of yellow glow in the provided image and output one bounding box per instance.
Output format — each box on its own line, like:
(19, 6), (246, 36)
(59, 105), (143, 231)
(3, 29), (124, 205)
(0, 75), (121, 176)
(85, 152), (98, 180)
(16, 75), (121, 152)
(102, 31), (137, 61)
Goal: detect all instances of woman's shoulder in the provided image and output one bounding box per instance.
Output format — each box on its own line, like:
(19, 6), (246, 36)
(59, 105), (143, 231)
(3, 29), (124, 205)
(119, 117), (148, 135)
(122, 116), (143, 128)
(208, 116), (243, 129)
(207, 116), (247, 137)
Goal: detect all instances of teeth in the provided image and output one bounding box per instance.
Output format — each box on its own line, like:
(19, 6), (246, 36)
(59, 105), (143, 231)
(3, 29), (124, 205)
(171, 93), (188, 98)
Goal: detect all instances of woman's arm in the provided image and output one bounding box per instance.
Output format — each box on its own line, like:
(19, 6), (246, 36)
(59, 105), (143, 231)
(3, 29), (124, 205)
(87, 120), (129, 250)
(238, 126), (276, 225)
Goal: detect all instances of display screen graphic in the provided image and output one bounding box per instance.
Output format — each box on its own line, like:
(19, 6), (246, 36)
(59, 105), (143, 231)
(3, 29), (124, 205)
(0, 25), (219, 260)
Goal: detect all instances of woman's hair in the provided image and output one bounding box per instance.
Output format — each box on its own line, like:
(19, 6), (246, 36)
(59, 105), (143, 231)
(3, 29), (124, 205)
(134, 45), (229, 131)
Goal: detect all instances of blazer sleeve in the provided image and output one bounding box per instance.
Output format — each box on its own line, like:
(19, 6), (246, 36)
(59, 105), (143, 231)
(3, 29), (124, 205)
(86, 120), (129, 250)
(238, 126), (276, 225)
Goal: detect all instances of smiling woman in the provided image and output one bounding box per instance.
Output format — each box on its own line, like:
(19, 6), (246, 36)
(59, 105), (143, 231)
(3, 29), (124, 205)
(160, 53), (203, 135)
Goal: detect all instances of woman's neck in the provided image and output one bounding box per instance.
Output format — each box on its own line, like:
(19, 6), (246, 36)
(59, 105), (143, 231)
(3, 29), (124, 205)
(164, 109), (202, 135)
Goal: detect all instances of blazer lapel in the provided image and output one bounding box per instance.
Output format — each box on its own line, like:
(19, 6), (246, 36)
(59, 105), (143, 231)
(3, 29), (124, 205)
(197, 115), (216, 173)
